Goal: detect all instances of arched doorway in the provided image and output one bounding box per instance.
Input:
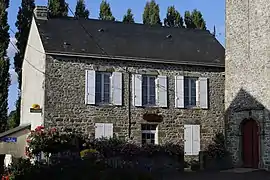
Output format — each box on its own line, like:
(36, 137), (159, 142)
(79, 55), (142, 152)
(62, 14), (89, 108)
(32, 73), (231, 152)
(241, 119), (259, 168)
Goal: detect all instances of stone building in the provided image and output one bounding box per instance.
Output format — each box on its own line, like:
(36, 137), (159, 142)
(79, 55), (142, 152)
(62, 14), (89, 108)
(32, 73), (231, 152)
(0, 6), (225, 160)
(225, 0), (270, 169)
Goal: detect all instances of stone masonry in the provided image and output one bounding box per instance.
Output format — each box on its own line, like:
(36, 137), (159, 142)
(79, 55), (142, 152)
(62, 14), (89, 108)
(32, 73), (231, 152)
(226, 0), (270, 169)
(44, 55), (225, 158)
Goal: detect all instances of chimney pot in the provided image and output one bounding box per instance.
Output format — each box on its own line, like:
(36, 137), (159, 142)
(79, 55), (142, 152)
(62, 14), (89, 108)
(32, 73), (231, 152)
(34, 6), (48, 20)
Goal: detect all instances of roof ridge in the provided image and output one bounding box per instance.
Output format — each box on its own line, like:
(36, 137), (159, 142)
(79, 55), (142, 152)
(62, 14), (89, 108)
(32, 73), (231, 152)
(44, 16), (211, 34)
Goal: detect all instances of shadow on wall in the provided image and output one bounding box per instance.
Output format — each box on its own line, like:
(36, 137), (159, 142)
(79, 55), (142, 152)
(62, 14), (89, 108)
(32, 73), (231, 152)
(224, 88), (269, 169)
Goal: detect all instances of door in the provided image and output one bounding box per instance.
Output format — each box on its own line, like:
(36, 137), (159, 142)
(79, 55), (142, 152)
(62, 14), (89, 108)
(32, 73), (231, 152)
(242, 119), (259, 168)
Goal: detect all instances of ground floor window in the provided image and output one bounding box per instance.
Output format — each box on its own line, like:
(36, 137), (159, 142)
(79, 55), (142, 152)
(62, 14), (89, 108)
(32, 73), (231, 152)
(141, 124), (158, 145)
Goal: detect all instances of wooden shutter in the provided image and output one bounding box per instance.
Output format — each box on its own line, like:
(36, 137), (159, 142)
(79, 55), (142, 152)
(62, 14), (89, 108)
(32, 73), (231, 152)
(132, 74), (142, 106)
(175, 76), (184, 108)
(104, 123), (113, 138)
(95, 123), (104, 139)
(184, 125), (193, 155)
(112, 72), (122, 106)
(199, 77), (208, 109)
(192, 125), (201, 155)
(85, 70), (96, 105)
(156, 76), (167, 107)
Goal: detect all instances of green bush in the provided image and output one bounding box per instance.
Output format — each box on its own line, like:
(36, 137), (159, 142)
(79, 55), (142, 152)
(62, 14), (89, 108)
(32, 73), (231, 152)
(206, 133), (230, 160)
(8, 131), (184, 179)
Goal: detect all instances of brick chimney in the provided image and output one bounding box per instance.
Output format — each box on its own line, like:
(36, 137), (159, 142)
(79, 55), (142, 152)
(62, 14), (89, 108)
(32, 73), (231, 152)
(34, 6), (48, 20)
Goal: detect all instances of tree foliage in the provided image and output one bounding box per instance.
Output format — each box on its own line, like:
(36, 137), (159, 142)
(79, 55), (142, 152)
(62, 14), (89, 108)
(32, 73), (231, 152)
(184, 9), (206, 30)
(48, 0), (68, 18)
(0, 0), (10, 133)
(14, 0), (35, 127)
(142, 0), (161, 26)
(7, 110), (17, 129)
(164, 6), (184, 28)
(0, 0), (10, 175)
(99, 0), (115, 21)
(75, 0), (89, 19)
(123, 8), (135, 23)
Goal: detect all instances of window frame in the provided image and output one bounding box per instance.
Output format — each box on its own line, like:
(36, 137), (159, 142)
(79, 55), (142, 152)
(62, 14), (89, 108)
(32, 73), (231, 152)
(141, 124), (158, 145)
(184, 77), (198, 108)
(95, 72), (111, 105)
(142, 75), (156, 106)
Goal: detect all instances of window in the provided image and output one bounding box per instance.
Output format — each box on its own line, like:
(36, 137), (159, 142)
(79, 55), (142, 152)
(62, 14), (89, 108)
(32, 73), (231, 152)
(142, 75), (156, 106)
(141, 124), (158, 145)
(95, 72), (111, 104)
(184, 77), (197, 107)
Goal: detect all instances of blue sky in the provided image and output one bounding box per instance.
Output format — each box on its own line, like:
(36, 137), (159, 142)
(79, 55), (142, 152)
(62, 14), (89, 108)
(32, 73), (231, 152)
(7, 0), (225, 113)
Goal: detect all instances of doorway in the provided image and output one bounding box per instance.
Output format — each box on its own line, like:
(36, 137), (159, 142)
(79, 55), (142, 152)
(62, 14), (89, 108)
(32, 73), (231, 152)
(241, 119), (259, 168)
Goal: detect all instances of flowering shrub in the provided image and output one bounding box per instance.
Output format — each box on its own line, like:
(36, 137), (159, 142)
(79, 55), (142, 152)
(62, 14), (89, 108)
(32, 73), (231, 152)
(86, 138), (184, 159)
(80, 149), (103, 160)
(25, 126), (76, 157)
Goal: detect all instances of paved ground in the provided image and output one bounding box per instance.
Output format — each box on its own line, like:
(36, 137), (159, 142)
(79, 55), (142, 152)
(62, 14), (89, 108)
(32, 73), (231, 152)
(180, 170), (270, 180)
(155, 169), (270, 180)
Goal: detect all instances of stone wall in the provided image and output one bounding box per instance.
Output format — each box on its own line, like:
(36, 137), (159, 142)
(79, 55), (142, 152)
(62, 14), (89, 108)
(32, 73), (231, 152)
(44, 55), (224, 159)
(225, 0), (270, 169)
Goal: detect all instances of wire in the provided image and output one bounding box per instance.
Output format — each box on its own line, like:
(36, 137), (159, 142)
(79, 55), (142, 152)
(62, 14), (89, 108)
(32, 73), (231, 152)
(8, 38), (45, 75)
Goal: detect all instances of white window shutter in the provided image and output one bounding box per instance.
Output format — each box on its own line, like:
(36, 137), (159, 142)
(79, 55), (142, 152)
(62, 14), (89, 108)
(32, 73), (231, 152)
(85, 70), (95, 104)
(199, 77), (208, 109)
(112, 72), (122, 106)
(192, 125), (201, 155)
(95, 123), (104, 139)
(184, 125), (193, 155)
(132, 74), (142, 106)
(175, 76), (184, 108)
(156, 76), (167, 107)
(196, 80), (199, 105)
(104, 123), (113, 138)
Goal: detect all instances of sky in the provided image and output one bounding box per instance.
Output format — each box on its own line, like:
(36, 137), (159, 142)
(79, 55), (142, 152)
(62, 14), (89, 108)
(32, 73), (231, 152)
(7, 0), (225, 113)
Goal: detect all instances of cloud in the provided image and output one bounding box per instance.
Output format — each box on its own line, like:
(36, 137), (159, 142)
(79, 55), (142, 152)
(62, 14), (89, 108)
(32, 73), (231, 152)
(9, 68), (18, 85)
(7, 37), (17, 59)
(7, 37), (18, 85)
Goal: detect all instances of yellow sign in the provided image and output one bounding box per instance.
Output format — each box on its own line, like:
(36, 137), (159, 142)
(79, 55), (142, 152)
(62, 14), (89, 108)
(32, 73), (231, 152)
(31, 104), (40, 110)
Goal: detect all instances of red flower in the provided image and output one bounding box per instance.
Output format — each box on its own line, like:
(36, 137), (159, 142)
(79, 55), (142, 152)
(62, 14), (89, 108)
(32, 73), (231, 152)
(35, 126), (44, 131)
(50, 128), (57, 132)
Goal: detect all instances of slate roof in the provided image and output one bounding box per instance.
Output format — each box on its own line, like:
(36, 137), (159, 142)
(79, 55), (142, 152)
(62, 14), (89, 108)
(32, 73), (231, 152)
(36, 17), (225, 67)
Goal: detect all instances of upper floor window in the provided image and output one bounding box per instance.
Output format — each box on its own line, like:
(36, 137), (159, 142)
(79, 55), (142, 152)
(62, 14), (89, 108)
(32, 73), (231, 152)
(95, 72), (111, 104)
(184, 77), (197, 107)
(142, 75), (156, 106)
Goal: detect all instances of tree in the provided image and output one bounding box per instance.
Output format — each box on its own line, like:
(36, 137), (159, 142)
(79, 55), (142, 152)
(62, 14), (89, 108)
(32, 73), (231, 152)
(7, 110), (17, 129)
(14, 0), (35, 128)
(75, 0), (89, 19)
(0, 0), (10, 175)
(123, 8), (135, 23)
(99, 0), (115, 21)
(48, 0), (68, 18)
(142, 0), (161, 26)
(184, 9), (206, 30)
(164, 6), (184, 28)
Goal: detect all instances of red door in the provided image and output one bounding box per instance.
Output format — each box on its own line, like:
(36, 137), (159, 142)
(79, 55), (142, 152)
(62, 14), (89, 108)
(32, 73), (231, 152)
(242, 119), (259, 168)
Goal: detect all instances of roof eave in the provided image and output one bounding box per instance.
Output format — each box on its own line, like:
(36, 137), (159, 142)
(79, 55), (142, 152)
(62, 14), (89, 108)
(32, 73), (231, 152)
(45, 51), (225, 68)
(0, 124), (31, 139)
